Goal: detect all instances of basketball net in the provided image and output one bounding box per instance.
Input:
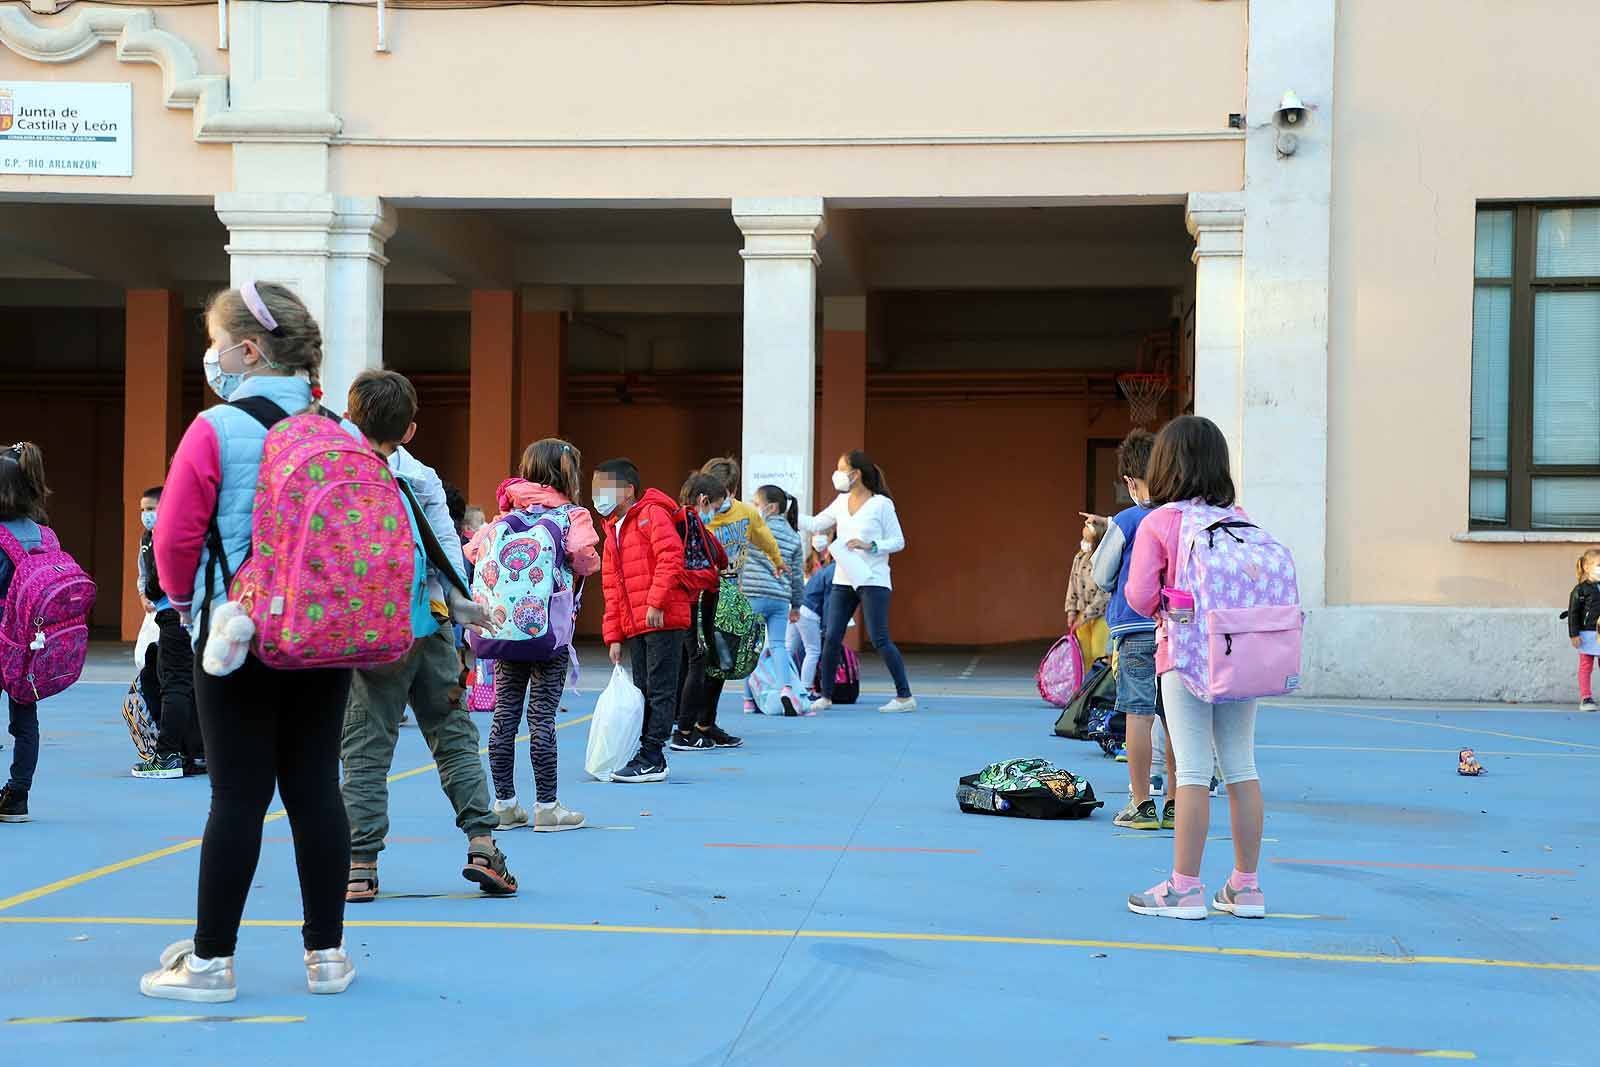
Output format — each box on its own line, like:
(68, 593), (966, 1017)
(1117, 372), (1169, 428)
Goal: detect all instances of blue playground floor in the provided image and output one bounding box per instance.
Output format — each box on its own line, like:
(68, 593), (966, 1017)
(1, 647), (1594, 1066)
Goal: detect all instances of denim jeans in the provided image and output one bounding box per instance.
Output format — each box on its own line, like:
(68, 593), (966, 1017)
(744, 595), (791, 702)
(819, 584), (911, 699)
(6, 693), (39, 792)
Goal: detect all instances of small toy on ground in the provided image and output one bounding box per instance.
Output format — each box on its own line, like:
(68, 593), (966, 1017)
(1458, 748), (1486, 776)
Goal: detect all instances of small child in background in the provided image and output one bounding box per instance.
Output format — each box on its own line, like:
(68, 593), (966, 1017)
(1565, 548), (1600, 712)
(463, 506), (487, 538)
(790, 534), (835, 699)
(1064, 516), (1110, 669)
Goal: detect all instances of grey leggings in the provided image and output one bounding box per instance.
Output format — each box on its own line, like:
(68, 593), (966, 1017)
(489, 658), (567, 804)
(1160, 672), (1258, 789)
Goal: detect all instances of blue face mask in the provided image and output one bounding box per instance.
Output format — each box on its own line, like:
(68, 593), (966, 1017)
(203, 343), (248, 401)
(593, 492), (618, 518)
(717, 497), (732, 515)
(698, 508), (716, 525)
(140, 510), (157, 532)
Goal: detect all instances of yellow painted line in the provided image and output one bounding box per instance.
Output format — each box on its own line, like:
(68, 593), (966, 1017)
(1287, 705), (1600, 752)
(3, 915), (1594, 974)
(0, 715), (591, 913)
(1170, 1036), (1474, 1059)
(8, 1015), (304, 1025)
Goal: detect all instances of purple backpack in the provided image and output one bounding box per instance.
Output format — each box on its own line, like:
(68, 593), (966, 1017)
(0, 525), (96, 701)
(468, 506), (581, 664)
(1161, 501), (1303, 703)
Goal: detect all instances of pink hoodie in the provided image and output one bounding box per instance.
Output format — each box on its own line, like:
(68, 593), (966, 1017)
(465, 477), (601, 577)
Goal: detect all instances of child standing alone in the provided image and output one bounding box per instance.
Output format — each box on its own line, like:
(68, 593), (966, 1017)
(1565, 549), (1600, 713)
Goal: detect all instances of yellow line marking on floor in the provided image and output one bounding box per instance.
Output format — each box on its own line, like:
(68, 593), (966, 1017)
(1286, 705), (1600, 751)
(3, 916), (1593, 973)
(8, 1015), (305, 1025)
(0, 715), (592, 913)
(1170, 1036), (1474, 1059)
(1258, 744), (1600, 759)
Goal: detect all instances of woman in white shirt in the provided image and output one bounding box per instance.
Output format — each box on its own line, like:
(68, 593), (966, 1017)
(804, 450), (915, 713)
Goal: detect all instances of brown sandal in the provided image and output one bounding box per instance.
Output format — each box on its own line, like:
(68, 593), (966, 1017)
(347, 864), (379, 904)
(461, 844), (518, 896)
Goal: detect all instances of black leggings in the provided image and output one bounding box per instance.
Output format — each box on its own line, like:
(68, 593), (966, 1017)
(193, 654), (352, 958)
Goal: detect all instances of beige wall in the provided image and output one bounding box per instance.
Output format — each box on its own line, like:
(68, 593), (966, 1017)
(0, 7), (229, 197)
(1328, 0), (1600, 608)
(327, 0), (1243, 199)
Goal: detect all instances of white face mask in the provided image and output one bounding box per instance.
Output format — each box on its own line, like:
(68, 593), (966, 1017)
(832, 470), (853, 493)
(593, 492), (618, 517)
(811, 535), (830, 553)
(141, 511), (157, 532)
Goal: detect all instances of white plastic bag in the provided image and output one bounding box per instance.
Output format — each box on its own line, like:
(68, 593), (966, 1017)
(585, 664), (644, 780)
(133, 611), (160, 667)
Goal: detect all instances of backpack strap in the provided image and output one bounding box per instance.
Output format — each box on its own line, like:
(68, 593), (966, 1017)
(195, 395), (294, 644)
(396, 476), (470, 600)
(0, 523), (25, 567)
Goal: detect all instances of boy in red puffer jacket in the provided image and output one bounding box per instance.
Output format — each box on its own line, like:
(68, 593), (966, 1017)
(594, 458), (689, 783)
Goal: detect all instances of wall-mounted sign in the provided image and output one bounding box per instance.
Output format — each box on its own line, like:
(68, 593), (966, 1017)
(0, 82), (132, 177)
(746, 453), (807, 503)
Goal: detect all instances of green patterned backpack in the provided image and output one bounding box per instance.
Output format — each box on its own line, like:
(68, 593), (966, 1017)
(698, 577), (764, 681)
(956, 758), (1104, 820)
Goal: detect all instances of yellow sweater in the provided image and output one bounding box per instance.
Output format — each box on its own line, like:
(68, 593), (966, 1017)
(705, 498), (784, 573)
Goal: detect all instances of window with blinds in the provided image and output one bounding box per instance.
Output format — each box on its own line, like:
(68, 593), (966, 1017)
(1469, 205), (1600, 529)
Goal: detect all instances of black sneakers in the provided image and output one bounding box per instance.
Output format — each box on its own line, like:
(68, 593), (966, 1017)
(0, 785), (30, 823)
(703, 725), (743, 749)
(611, 756), (669, 783)
(670, 730), (715, 752)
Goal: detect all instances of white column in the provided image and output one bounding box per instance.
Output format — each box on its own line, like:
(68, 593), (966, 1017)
(215, 193), (398, 412)
(1185, 192), (1246, 480)
(1241, 0), (1334, 610)
(733, 197), (825, 510)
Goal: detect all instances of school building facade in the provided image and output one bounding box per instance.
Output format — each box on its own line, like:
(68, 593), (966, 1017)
(2, 0), (1594, 701)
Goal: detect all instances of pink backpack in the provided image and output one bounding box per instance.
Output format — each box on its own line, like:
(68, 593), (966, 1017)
(220, 402), (417, 671)
(1161, 501), (1303, 703)
(1036, 632), (1084, 707)
(0, 525), (96, 701)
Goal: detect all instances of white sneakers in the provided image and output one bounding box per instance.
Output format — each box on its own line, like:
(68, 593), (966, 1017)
(878, 696), (918, 714)
(809, 697), (834, 712)
(533, 801), (586, 832)
(140, 940), (236, 1003)
(140, 939), (356, 1000)
(305, 945), (357, 994)
(493, 798), (529, 830)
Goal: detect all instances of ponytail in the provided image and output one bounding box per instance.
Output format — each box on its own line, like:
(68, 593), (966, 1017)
(756, 484), (797, 527)
(843, 449), (891, 499)
(0, 442), (50, 523)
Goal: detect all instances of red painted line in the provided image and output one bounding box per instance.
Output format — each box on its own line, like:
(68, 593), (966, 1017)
(704, 844), (979, 855)
(1272, 858), (1575, 876)
(164, 836), (436, 845)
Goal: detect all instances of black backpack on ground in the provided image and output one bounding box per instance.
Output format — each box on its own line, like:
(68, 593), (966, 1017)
(1053, 657), (1115, 739)
(956, 758), (1104, 820)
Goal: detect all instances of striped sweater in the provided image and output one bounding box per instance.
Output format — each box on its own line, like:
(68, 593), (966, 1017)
(740, 514), (804, 607)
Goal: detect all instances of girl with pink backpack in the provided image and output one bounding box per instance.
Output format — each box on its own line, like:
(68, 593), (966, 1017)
(0, 443), (94, 825)
(1122, 415), (1303, 922)
(142, 283), (362, 1003)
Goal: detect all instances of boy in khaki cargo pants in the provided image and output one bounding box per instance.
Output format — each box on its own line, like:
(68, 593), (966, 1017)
(338, 369), (518, 902)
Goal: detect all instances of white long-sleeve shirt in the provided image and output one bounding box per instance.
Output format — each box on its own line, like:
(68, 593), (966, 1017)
(803, 493), (906, 590)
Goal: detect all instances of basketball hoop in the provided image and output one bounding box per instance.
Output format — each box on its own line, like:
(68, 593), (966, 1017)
(1117, 372), (1169, 428)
